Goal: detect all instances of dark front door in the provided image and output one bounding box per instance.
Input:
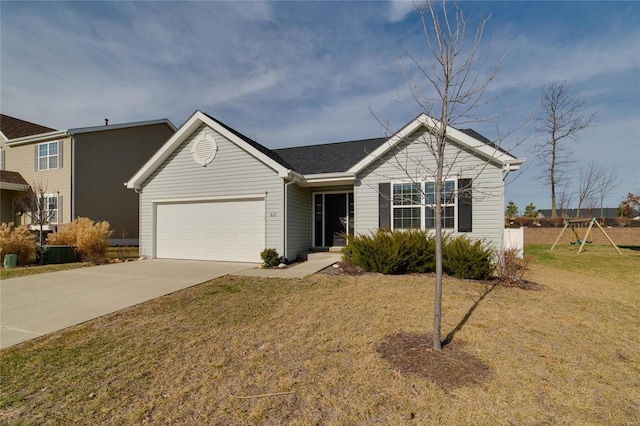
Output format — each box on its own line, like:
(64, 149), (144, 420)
(324, 193), (347, 246)
(314, 192), (354, 247)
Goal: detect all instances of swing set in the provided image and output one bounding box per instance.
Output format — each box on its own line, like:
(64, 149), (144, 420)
(551, 217), (621, 254)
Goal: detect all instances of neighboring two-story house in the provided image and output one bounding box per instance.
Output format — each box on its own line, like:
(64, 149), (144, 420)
(1, 114), (176, 244)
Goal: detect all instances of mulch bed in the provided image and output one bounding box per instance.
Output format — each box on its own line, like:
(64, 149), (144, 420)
(375, 332), (494, 389)
(320, 261), (543, 290)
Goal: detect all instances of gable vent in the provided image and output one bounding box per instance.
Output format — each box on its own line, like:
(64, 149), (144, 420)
(190, 132), (218, 166)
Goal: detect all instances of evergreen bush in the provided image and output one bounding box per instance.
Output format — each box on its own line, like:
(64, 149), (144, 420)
(442, 235), (494, 280)
(260, 248), (280, 268)
(343, 229), (493, 279)
(342, 229), (435, 275)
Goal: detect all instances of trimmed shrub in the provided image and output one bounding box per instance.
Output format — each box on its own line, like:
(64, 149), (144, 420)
(342, 229), (435, 275)
(47, 217), (113, 263)
(442, 235), (494, 280)
(260, 248), (280, 268)
(0, 222), (37, 266)
(344, 229), (493, 280)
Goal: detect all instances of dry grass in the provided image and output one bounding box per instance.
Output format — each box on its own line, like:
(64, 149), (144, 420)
(0, 223), (36, 266)
(47, 217), (113, 263)
(1, 245), (639, 424)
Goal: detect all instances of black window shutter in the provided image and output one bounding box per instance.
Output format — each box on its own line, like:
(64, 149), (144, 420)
(458, 178), (472, 232)
(379, 182), (391, 229)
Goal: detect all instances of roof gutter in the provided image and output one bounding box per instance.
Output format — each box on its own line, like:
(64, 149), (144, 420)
(68, 118), (176, 135)
(298, 172), (355, 187)
(5, 130), (69, 146)
(0, 182), (31, 191)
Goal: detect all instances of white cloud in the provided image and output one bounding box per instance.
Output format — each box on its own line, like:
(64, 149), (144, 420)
(387, 0), (417, 23)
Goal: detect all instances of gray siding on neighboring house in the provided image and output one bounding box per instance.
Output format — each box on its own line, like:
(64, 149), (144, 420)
(286, 184), (312, 260)
(139, 124), (284, 258)
(75, 124), (174, 241)
(355, 129), (505, 248)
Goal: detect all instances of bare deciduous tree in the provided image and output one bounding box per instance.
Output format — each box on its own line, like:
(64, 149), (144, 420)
(576, 162), (603, 217)
(596, 167), (619, 220)
(556, 181), (573, 217)
(373, 0), (523, 350)
(535, 81), (596, 218)
(21, 181), (59, 245)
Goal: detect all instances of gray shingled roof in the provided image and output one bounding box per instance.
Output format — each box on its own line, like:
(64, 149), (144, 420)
(201, 112), (510, 176)
(458, 128), (511, 156)
(200, 111), (293, 169)
(273, 138), (387, 174)
(0, 114), (56, 139)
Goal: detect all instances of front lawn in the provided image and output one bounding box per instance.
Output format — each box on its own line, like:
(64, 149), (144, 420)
(1, 245), (638, 424)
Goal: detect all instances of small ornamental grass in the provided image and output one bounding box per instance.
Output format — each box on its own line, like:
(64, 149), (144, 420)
(343, 229), (493, 280)
(0, 222), (36, 266)
(47, 217), (113, 263)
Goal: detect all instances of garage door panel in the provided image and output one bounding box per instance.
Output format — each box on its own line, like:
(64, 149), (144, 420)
(156, 199), (265, 262)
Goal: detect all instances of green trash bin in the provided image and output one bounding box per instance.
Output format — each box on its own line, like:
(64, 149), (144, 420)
(3, 254), (18, 268)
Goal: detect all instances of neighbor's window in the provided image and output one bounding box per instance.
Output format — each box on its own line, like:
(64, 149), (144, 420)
(38, 141), (58, 170)
(42, 194), (58, 223)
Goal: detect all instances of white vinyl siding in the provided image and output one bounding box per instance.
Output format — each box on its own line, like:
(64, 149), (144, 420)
(355, 128), (505, 249)
(139, 124), (284, 260)
(286, 184), (312, 261)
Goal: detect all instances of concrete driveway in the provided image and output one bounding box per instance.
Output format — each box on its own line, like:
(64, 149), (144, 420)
(0, 259), (257, 349)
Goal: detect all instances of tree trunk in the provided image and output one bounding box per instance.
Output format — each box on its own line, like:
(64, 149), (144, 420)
(550, 139), (557, 218)
(432, 123), (446, 351)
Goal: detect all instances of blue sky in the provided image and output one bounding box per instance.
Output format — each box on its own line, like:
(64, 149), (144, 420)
(2, 1), (639, 212)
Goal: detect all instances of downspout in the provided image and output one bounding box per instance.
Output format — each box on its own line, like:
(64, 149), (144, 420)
(501, 162), (511, 253)
(283, 173), (299, 262)
(69, 131), (75, 221)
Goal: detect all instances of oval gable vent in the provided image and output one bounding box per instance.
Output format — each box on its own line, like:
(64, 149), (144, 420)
(191, 133), (218, 166)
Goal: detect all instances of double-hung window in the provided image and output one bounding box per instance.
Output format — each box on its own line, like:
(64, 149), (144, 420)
(391, 180), (457, 230)
(41, 194), (58, 224)
(424, 181), (456, 229)
(392, 182), (422, 229)
(38, 141), (58, 170)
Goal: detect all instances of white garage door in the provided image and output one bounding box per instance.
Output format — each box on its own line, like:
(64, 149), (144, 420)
(155, 198), (265, 262)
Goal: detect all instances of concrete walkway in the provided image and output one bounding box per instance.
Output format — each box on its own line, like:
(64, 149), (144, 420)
(0, 253), (340, 349)
(232, 252), (341, 278)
